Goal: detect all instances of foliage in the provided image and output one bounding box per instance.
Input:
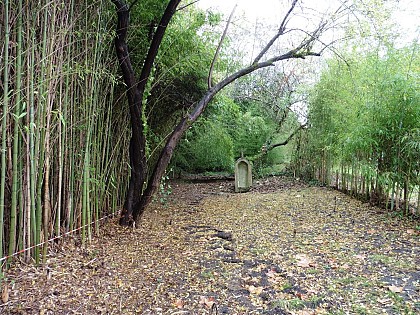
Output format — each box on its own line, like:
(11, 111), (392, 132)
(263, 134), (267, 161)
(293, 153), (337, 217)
(156, 170), (172, 205)
(295, 43), (420, 212)
(230, 67), (305, 171)
(142, 5), (222, 157)
(171, 64), (305, 174)
(172, 119), (234, 173)
(172, 92), (286, 174)
(234, 111), (275, 158)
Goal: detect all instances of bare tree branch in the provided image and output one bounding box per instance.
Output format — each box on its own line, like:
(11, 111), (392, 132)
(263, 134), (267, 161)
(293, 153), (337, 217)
(177, 0), (200, 11)
(268, 123), (306, 151)
(252, 0), (299, 64)
(208, 4), (237, 89)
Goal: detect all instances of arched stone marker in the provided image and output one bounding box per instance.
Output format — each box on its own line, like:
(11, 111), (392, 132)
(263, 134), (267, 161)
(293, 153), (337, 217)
(235, 158), (252, 192)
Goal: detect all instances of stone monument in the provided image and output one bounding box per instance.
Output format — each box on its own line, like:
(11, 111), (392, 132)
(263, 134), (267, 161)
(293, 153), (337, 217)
(235, 156), (252, 193)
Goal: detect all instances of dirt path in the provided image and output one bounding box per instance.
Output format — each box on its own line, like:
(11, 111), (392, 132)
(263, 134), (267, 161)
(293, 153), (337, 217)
(1, 177), (419, 314)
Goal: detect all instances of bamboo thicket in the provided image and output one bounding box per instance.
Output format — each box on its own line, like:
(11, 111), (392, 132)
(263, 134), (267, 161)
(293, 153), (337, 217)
(292, 47), (420, 215)
(0, 0), (130, 266)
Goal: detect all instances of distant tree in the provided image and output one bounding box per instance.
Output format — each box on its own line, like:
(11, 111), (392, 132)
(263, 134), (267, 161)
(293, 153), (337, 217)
(232, 65), (308, 153)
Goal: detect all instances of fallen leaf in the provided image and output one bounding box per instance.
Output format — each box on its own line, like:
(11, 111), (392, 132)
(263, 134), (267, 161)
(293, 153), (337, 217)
(377, 297), (393, 305)
(174, 299), (184, 308)
(295, 292), (306, 299)
(307, 288), (318, 295)
(328, 259), (339, 269)
(388, 285), (403, 293)
(296, 254), (313, 268)
(314, 307), (328, 314)
(199, 296), (215, 308)
(314, 237), (324, 244)
(406, 229), (415, 235)
(247, 285), (263, 295)
(340, 263), (350, 270)
(292, 310), (315, 315)
(2, 284), (8, 303)
(266, 269), (277, 278)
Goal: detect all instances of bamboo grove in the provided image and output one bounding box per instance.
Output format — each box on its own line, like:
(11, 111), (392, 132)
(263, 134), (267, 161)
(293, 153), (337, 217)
(0, 1), (130, 265)
(292, 45), (420, 215)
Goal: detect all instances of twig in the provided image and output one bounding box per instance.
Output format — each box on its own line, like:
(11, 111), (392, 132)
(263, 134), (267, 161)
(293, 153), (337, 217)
(208, 4), (237, 89)
(177, 0), (200, 11)
(128, 0), (140, 10)
(83, 257), (97, 267)
(253, 0), (299, 64)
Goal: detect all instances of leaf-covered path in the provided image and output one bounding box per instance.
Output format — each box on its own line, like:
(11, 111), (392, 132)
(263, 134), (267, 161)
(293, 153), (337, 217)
(2, 177), (419, 314)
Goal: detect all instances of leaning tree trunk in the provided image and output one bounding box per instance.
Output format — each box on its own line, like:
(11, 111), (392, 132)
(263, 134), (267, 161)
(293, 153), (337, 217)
(113, 0), (326, 225)
(133, 32), (322, 224)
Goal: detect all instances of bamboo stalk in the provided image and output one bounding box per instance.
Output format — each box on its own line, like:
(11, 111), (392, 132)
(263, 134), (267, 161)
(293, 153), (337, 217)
(8, 0), (24, 266)
(34, 1), (50, 265)
(403, 177), (409, 215)
(361, 173), (365, 196)
(29, 17), (37, 260)
(55, 2), (69, 237)
(0, 0), (11, 261)
(56, 77), (64, 238)
(335, 169), (339, 188)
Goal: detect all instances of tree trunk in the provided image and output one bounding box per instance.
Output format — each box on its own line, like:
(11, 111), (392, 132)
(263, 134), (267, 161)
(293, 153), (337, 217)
(111, 0), (181, 225)
(335, 170), (339, 189)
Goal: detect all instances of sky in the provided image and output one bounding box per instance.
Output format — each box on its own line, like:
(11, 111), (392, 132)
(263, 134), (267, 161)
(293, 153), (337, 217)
(197, 0), (284, 21)
(196, 0), (420, 45)
(194, 0), (420, 67)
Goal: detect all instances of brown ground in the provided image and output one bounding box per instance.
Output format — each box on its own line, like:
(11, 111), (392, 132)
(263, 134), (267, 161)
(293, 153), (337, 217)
(1, 177), (419, 314)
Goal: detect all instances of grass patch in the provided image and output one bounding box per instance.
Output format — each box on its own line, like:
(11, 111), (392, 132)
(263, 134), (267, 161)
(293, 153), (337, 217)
(370, 254), (391, 264)
(336, 275), (372, 287)
(200, 270), (214, 279)
(307, 268), (319, 274)
(271, 298), (306, 310)
(351, 304), (368, 314)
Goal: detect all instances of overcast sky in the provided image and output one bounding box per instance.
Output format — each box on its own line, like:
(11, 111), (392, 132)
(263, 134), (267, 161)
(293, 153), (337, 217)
(196, 0), (420, 44)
